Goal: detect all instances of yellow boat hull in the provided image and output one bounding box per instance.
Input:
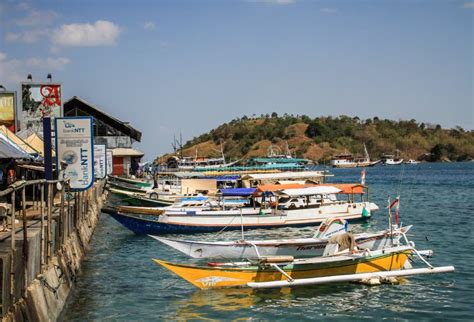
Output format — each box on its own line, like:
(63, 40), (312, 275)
(153, 251), (411, 289)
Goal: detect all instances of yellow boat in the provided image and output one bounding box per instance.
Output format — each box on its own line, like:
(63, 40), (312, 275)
(153, 246), (414, 289)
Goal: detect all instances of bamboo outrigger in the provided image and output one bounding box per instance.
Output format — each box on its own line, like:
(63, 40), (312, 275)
(153, 244), (454, 289)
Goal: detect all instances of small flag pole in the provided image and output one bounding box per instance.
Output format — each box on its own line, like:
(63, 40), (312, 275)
(395, 196), (400, 227)
(387, 196), (393, 246)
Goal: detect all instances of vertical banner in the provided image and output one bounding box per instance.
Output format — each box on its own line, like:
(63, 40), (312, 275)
(94, 144), (106, 179)
(55, 117), (94, 191)
(106, 149), (113, 175)
(0, 91), (16, 132)
(22, 83), (62, 132)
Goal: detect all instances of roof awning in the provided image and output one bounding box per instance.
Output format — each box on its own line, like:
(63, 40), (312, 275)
(112, 148), (144, 157)
(276, 186), (342, 197)
(218, 188), (256, 197)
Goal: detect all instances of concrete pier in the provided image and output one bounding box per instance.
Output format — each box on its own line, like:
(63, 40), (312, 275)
(0, 180), (106, 321)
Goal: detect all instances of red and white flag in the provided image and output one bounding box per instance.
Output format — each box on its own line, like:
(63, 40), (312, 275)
(387, 196), (401, 225)
(360, 168), (366, 185)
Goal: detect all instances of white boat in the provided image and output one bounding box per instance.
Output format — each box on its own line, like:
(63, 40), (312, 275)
(330, 144), (380, 168)
(150, 218), (411, 259)
(381, 151), (404, 165)
(404, 159), (420, 164)
(105, 185), (379, 234)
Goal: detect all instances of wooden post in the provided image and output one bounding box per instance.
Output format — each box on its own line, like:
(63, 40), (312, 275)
(60, 183), (65, 244)
(47, 182), (53, 264)
(21, 187), (28, 298)
(32, 184), (36, 210)
(40, 183), (45, 269)
(10, 191), (16, 303)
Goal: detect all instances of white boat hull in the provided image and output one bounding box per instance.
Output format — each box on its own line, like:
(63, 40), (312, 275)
(151, 226), (406, 259)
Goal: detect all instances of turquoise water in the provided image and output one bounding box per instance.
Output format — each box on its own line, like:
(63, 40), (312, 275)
(62, 162), (474, 321)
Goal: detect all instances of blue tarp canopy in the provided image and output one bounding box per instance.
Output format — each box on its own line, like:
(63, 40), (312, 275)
(0, 132), (32, 159)
(219, 188), (256, 197)
(211, 175), (240, 182)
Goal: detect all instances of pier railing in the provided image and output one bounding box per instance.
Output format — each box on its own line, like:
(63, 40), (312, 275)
(0, 179), (104, 317)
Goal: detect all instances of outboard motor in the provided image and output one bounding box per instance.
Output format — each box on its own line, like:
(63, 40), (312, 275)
(314, 217), (349, 239)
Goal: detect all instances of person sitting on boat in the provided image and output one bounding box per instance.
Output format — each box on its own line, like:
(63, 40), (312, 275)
(324, 232), (359, 256)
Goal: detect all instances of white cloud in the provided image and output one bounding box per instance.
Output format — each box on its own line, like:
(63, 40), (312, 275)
(15, 9), (58, 27)
(0, 52), (70, 87)
(321, 7), (338, 14)
(25, 57), (70, 70)
(463, 2), (474, 8)
(252, 0), (295, 5)
(0, 53), (25, 85)
(143, 21), (156, 31)
(52, 20), (121, 47)
(5, 29), (50, 44)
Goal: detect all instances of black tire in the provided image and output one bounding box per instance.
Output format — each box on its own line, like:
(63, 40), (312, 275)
(149, 192), (158, 200)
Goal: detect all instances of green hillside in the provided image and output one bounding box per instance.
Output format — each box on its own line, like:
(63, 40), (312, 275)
(163, 114), (474, 163)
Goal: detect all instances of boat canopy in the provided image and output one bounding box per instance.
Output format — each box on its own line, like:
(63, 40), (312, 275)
(255, 183), (365, 195)
(255, 183), (312, 194)
(213, 175), (240, 182)
(276, 186), (341, 197)
(319, 184), (365, 194)
(249, 157), (310, 164)
(242, 171), (330, 181)
(218, 188), (257, 197)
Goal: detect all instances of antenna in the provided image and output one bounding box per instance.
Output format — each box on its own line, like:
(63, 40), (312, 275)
(179, 132), (183, 157)
(220, 139), (225, 163)
(172, 134), (177, 154)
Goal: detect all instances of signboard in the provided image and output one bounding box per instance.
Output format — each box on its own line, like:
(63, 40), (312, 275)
(22, 83), (62, 132)
(94, 145), (106, 179)
(55, 117), (94, 191)
(0, 91), (16, 132)
(106, 149), (113, 175)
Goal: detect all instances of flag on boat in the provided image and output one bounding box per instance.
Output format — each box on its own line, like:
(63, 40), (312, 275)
(388, 197), (399, 209)
(360, 168), (366, 185)
(362, 206), (370, 218)
(386, 196), (401, 225)
(394, 196), (400, 225)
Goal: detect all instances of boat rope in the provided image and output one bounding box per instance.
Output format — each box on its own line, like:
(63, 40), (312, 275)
(214, 215), (239, 236)
(402, 232), (433, 268)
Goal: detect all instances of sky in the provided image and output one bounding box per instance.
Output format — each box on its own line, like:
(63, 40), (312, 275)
(0, 0), (472, 159)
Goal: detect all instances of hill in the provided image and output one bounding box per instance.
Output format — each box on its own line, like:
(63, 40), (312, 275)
(158, 114), (474, 163)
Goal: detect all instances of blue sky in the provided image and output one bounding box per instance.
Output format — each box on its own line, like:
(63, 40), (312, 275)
(1, 0), (472, 158)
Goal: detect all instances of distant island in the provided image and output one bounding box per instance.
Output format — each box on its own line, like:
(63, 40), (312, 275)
(156, 114), (474, 163)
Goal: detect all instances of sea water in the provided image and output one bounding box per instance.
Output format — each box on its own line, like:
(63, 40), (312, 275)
(62, 162), (474, 320)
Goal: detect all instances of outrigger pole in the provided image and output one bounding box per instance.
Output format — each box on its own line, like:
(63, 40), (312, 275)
(247, 266), (455, 289)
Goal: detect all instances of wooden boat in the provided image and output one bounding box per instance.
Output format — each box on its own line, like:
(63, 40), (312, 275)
(330, 144), (380, 168)
(149, 222), (412, 259)
(108, 175), (154, 189)
(106, 180), (152, 193)
(107, 187), (174, 207)
(103, 195), (378, 234)
(153, 244), (454, 289)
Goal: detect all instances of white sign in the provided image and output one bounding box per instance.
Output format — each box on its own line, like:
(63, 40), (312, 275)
(94, 145), (106, 179)
(106, 149), (113, 175)
(55, 117), (94, 191)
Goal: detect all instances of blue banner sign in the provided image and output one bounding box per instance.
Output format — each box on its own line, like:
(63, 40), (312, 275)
(55, 117), (94, 191)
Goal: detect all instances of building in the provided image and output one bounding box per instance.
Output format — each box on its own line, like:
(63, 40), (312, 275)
(63, 96), (143, 176)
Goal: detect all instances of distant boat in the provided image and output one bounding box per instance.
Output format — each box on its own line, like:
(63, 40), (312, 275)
(381, 150), (404, 165)
(330, 144), (380, 168)
(404, 159), (420, 165)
